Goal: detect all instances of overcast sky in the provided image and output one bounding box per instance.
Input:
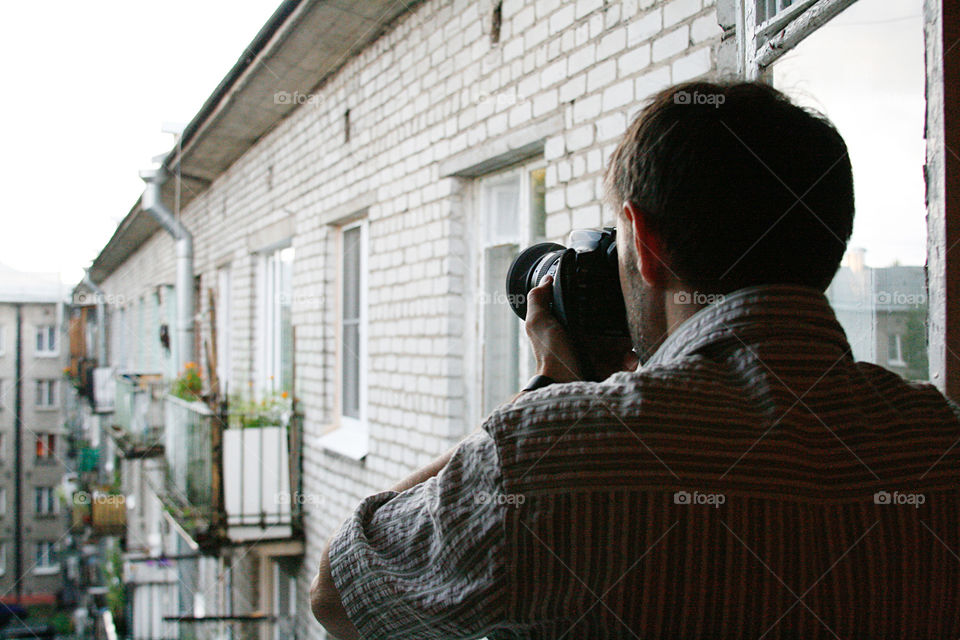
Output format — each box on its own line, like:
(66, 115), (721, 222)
(1, 0), (926, 286)
(0, 1), (280, 284)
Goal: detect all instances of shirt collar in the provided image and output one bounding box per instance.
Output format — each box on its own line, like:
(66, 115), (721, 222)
(643, 284), (851, 369)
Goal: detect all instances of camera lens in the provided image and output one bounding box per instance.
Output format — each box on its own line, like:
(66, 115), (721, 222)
(505, 242), (565, 320)
(506, 228), (629, 339)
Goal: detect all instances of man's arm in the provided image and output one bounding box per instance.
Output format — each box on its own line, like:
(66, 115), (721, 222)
(309, 277), (626, 637)
(310, 443), (461, 637)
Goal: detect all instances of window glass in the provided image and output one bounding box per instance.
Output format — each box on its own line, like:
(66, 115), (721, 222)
(342, 225), (363, 421)
(216, 266), (232, 394)
(478, 162), (546, 416)
(258, 247), (294, 395)
(772, 0), (927, 380)
(35, 325), (56, 354)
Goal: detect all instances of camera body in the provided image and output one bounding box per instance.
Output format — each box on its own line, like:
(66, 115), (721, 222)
(506, 227), (629, 339)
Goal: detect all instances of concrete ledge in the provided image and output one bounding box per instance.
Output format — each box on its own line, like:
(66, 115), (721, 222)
(440, 113), (563, 178)
(322, 192), (377, 226)
(247, 213), (295, 253)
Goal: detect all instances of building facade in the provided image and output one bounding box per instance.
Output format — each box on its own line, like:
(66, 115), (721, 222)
(0, 265), (69, 606)
(74, 0), (957, 638)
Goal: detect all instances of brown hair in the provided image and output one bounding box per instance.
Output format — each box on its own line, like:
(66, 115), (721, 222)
(605, 81), (854, 293)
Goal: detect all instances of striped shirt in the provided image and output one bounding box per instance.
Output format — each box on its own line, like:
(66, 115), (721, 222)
(329, 285), (960, 638)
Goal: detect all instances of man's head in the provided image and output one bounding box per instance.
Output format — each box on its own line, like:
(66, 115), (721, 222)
(605, 80), (855, 359)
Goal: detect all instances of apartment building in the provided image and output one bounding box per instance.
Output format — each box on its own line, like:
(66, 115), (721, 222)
(0, 264), (69, 606)
(75, 0), (958, 637)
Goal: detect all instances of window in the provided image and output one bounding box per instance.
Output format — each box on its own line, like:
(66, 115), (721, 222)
(216, 265), (233, 395)
(0, 543), (6, 576)
(0, 325), (5, 355)
(257, 246), (294, 396)
(0, 379), (4, 409)
(35, 324), (57, 356)
(273, 558), (298, 640)
(34, 487), (58, 515)
(320, 219), (369, 459)
(772, 0), (928, 380)
(888, 333), (907, 367)
(342, 221), (368, 426)
(34, 541), (58, 573)
(35, 434), (56, 461)
(0, 488), (6, 514)
(35, 380), (57, 408)
(738, 0), (856, 79)
(476, 163), (547, 416)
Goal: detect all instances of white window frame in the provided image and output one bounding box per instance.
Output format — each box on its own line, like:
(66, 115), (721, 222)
(35, 433), (56, 461)
(737, 0), (859, 79)
(34, 486), (58, 515)
(35, 379), (58, 409)
(216, 265), (233, 396)
(319, 218), (369, 460)
(468, 160), (547, 423)
(255, 244), (294, 396)
(888, 333), (907, 367)
(35, 324), (58, 357)
(33, 541), (58, 574)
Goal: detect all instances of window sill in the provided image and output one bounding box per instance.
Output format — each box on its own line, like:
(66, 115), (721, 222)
(319, 427), (369, 461)
(32, 566), (58, 576)
(34, 353), (60, 359)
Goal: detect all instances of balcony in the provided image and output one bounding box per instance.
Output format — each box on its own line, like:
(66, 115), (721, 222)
(162, 395), (220, 547)
(111, 373), (166, 457)
(160, 394), (304, 549)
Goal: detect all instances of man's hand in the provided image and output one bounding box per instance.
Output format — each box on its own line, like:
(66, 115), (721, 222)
(525, 276), (639, 383)
(525, 276), (583, 382)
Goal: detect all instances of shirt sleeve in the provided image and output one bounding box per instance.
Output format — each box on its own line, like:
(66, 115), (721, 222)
(328, 429), (510, 639)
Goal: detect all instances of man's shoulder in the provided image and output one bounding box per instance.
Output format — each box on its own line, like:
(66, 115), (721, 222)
(481, 363), (722, 458)
(487, 361), (729, 431)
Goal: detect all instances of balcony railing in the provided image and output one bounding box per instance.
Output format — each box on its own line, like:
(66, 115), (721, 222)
(159, 394), (303, 548)
(112, 373), (166, 457)
(162, 395), (219, 544)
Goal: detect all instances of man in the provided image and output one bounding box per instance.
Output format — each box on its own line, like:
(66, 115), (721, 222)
(311, 81), (960, 638)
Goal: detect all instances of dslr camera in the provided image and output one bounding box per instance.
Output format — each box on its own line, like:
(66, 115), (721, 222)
(506, 227), (629, 340)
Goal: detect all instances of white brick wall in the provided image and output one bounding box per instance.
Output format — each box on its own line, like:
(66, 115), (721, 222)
(94, 0), (723, 636)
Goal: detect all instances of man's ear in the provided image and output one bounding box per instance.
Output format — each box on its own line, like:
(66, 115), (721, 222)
(621, 201), (668, 288)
